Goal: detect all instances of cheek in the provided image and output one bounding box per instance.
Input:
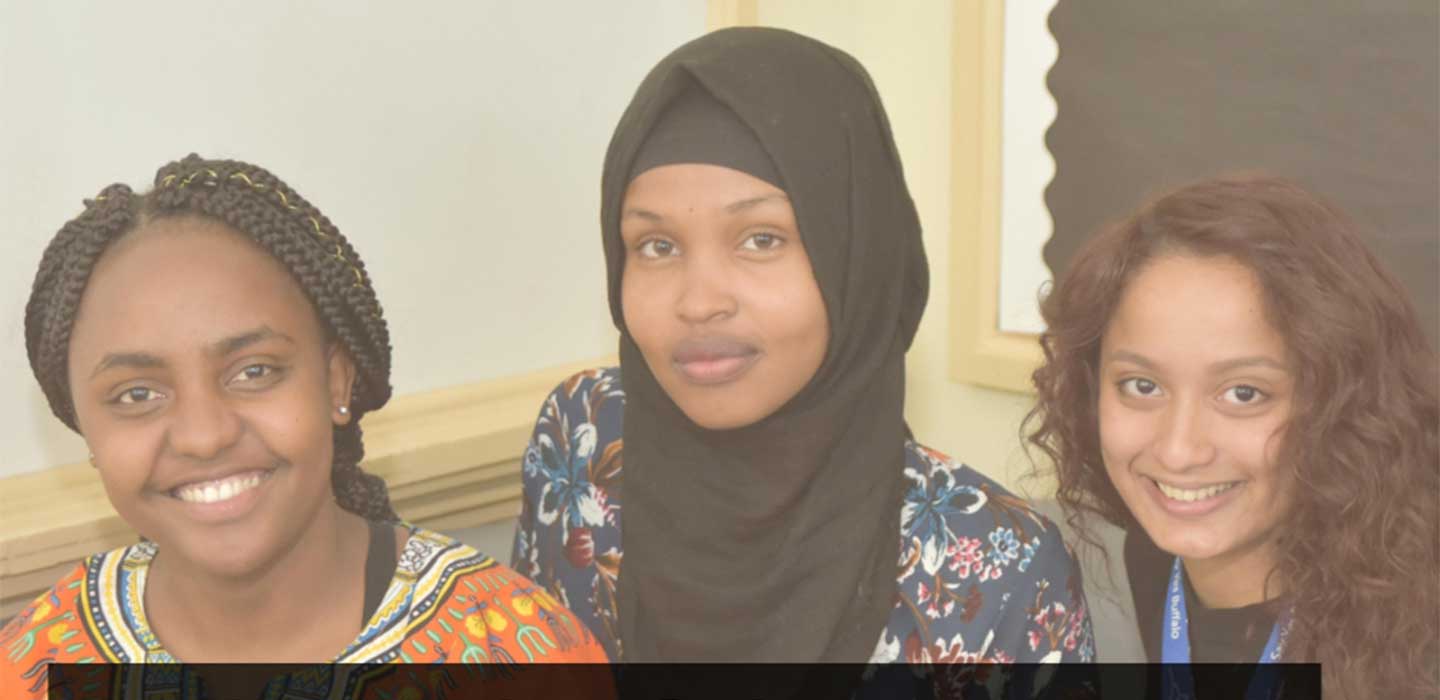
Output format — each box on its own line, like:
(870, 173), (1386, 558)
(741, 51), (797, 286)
(204, 360), (342, 481)
(750, 266), (828, 361)
(261, 412), (330, 463)
(82, 418), (164, 492)
(1225, 413), (1290, 483)
(246, 387), (337, 471)
(92, 447), (156, 504)
(1097, 397), (1150, 474)
(620, 272), (668, 351)
(84, 428), (167, 537)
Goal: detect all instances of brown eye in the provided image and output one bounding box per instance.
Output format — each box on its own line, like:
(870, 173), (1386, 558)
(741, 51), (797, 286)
(1221, 384), (1266, 405)
(228, 364), (284, 388)
(115, 387), (163, 405)
(1118, 377), (1162, 398)
(637, 238), (678, 259)
(740, 231), (784, 252)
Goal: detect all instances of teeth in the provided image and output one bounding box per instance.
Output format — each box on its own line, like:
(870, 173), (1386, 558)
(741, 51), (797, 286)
(1155, 480), (1238, 503)
(174, 472), (267, 504)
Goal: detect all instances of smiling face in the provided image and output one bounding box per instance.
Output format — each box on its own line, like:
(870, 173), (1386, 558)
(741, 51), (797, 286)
(66, 216), (354, 579)
(619, 163), (829, 430)
(1098, 253), (1296, 573)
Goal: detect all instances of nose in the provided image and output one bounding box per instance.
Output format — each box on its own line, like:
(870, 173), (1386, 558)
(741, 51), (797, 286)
(675, 253), (738, 325)
(166, 385), (243, 461)
(1152, 396), (1216, 472)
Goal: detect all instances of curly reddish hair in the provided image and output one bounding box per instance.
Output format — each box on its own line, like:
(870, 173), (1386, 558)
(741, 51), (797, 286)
(1024, 174), (1438, 698)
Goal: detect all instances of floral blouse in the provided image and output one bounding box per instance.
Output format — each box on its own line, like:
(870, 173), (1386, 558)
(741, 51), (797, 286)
(511, 367), (1095, 668)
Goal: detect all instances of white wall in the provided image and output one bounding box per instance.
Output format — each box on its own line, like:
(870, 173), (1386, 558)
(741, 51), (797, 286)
(0, 1), (705, 477)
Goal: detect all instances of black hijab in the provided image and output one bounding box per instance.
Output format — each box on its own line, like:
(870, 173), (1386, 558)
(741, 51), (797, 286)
(602, 27), (928, 663)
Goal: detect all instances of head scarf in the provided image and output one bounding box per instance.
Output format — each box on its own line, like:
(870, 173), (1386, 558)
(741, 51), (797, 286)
(602, 27), (929, 662)
(628, 83), (782, 188)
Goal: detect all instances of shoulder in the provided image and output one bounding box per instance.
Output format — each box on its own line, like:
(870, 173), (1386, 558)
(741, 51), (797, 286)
(904, 441), (1021, 498)
(399, 526), (574, 611)
(524, 366), (625, 478)
(398, 526), (503, 576)
(0, 544), (147, 689)
(1123, 527), (1169, 660)
(2, 543), (152, 634)
(399, 527), (610, 663)
(899, 440), (1080, 600)
(540, 367), (625, 411)
(1, 559), (89, 642)
(530, 366), (625, 434)
(902, 441), (1068, 553)
(898, 443), (1094, 662)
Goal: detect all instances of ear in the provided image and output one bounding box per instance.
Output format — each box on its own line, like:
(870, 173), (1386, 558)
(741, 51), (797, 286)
(327, 343), (358, 426)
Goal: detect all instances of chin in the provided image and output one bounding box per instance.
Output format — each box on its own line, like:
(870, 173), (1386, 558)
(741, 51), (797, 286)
(158, 525), (288, 579)
(677, 403), (762, 431)
(671, 392), (774, 431)
(1147, 527), (1232, 562)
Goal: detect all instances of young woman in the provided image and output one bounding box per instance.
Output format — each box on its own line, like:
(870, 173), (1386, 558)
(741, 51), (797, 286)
(1, 155), (607, 700)
(1027, 175), (1438, 698)
(511, 27), (1093, 674)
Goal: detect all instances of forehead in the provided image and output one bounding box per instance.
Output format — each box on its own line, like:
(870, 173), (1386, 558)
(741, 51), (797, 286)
(1104, 254), (1287, 361)
(70, 217), (322, 355)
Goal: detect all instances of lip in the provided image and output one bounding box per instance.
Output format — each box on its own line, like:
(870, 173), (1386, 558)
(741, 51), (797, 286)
(1142, 475), (1243, 518)
(162, 467), (278, 525)
(671, 336), (761, 386)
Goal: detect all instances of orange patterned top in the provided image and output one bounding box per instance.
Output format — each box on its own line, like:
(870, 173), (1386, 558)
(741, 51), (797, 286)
(0, 526), (611, 699)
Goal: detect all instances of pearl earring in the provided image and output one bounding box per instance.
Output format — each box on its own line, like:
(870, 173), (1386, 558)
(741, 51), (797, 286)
(88, 453), (97, 468)
(338, 406), (350, 416)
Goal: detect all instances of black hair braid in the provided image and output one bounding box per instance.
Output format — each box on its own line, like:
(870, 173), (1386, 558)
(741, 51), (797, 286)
(332, 422), (393, 523)
(25, 154), (398, 522)
(26, 184), (140, 430)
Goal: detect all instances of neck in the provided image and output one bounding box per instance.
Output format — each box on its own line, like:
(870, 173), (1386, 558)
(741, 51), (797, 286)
(1181, 539), (1284, 609)
(147, 503), (370, 662)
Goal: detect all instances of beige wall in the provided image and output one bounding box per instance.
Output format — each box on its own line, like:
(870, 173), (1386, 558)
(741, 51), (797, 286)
(755, 0), (1044, 497)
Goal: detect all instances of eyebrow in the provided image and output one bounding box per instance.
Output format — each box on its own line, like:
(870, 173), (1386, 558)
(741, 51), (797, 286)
(1105, 350), (1288, 374)
(90, 352), (165, 379)
(210, 326), (295, 357)
(723, 193), (790, 213)
(1104, 350), (1158, 370)
(1209, 355), (1288, 374)
(620, 193), (791, 224)
(89, 326), (296, 379)
(621, 208), (664, 223)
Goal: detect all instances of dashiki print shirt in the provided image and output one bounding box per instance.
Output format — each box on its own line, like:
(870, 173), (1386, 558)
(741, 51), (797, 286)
(512, 368), (1096, 665)
(1, 526), (609, 700)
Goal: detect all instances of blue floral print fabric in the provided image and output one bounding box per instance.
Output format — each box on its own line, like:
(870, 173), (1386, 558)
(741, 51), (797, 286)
(511, 368), (1095, 666)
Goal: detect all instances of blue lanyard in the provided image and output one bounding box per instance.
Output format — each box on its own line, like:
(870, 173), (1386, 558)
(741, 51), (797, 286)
(1160, 557), (1293, 700)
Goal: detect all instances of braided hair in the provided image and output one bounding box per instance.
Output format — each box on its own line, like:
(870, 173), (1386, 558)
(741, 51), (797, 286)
(25, 154), (398, 522)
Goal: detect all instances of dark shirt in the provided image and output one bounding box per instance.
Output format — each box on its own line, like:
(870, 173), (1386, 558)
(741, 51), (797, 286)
(1125, 529), (1278, 663)
(1124, 529), (1320, 699)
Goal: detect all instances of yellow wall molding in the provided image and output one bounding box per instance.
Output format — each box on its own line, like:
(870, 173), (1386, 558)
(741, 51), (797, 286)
(707, 0), (758, 30)
(0, 356), (614, 619)
(950, 0), (1043, 394)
